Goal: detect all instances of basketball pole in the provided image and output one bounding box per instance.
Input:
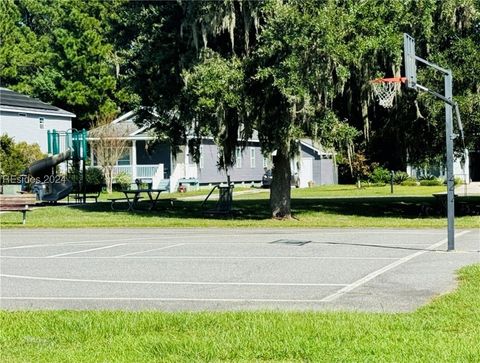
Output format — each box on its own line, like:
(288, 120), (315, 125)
(445, 71), (455, 251)
(403, 33), (458, 251)
(412, 63), (456, 251)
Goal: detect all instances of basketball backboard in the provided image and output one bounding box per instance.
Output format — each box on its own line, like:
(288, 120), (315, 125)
(403, 33), (417, 89)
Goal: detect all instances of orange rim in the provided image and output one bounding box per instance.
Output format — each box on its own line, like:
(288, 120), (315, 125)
(370, 77), (407, 84)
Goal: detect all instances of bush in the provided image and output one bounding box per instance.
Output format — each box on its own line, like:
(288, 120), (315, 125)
(369, 167), (391, 184)
(0, 134), (44, 177)
(454, 177), (464, 186)
(419, 174), (438, 181)
(85, 167), (105, 185)
(114, 172), (131, 190)
(401, 178), (418, 186)
(419, 178), (443, 186)
(393, 171), (409, 185)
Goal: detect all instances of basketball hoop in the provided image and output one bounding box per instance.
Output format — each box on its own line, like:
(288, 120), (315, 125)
(370, 77), (406, 108)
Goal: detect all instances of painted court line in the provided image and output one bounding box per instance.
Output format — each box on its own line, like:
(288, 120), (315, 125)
(0, 255), (399, 260)
(0, 274), (347, 287)
(46, 244), (127, 258)
(0, 297), (329, 303)
(320, 230), (470, 302)
(0, 237), (163, 251)
(115, 243), (186, 257)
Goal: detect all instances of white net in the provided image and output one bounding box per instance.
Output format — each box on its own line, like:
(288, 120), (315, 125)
(371, 81), (401, 108)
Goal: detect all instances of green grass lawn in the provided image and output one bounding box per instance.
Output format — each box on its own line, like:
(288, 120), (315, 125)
(1, 264), (479, 362)
(1, 185), (479, 228)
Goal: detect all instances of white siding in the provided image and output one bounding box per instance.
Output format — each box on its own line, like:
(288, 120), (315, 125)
(0, 111), (72, 153)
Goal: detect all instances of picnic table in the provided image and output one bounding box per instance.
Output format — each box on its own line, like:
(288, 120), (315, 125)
(109, 188), (167, 211)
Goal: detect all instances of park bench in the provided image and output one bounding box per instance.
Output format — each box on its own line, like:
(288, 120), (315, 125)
(70, 184), (102, 203)
(73, 190), (101, 203)
(0, 194), (37, 224)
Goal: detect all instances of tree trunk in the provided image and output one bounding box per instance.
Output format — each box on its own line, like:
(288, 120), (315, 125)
(270, 149), (292, 218)
(105, 167), (113, 194)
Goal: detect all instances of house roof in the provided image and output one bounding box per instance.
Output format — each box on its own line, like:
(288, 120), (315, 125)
(0, 88), (76, 117)
(107, 110), (264, 143)
(300, 139), (332, 155)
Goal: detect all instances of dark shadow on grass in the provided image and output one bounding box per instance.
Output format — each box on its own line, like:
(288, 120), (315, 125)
(65, 195), (480, 220)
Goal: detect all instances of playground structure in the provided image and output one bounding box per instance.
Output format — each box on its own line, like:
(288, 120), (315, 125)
(25, 129), (88, 203)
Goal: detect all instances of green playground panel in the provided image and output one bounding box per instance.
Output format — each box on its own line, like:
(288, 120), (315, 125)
(47, 129), (88, 160)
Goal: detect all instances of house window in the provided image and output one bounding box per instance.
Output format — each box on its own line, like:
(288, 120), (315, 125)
(199, 145), (204, 169)
(263, 156), (269, 168)
(235, 147), (242, 168)
(39, 118), (45, 129)
(250, 147), (256, 168)
(117, 151), (130, 166)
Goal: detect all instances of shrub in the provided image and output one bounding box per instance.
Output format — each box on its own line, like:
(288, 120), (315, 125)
(454, 177), (464, 186)
(369, 167), (391, 184)
(114, 172), (131, 190)
(419, 178), (443, 186)
(0, 134), (44, 177)
(393, 171), (409, 185)
(85, 167), (105, 185)
(419, 174), (438, 181)
(401, 178), (418, 186)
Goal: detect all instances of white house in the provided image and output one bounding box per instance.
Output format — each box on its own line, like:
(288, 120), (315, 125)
(0, 88), (75, 153)
(88, 110), (338, 192)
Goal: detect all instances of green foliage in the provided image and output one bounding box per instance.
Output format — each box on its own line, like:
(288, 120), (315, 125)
(401, 178), (418, 186)
(0, 134), (44, 177)
(454, 177), (464, 186)
(67, 166), (105, 186)
(85, 167), (105, 185)
(420, 179), (444, 186)
(369, 166), (392, 184)
(1, 0), (131, 127)
(419, 174), (438, 181)
(393, 171), (410, 185)
(182, 51), (245, 166)
(114, 171), (131, 190)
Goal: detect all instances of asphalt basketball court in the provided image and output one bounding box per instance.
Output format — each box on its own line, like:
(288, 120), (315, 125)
(0, 228), (478, 311)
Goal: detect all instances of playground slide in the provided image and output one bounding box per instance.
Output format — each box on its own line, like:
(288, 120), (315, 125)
(34, 181), (73, 202)
(28, 149), (72, 178)
(28, 149), (73, 202)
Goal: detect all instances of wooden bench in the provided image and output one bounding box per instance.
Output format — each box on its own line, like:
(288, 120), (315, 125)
(0, 194), (37, 224)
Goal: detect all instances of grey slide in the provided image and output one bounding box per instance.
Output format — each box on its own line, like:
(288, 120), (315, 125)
(28, 149), (73, 202)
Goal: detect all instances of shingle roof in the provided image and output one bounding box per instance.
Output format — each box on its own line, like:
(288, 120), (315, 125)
(0, 88), (75, 117)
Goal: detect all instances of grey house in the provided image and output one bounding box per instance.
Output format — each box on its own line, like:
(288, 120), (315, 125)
(0, 88), (75, 153)
(89, 111), (337, 191)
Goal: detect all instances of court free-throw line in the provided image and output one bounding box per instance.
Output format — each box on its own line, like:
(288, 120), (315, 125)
(321, 230), (470, 302)
(46, 244), (126, 258)
(0, 274), (347, 287)
(115, 243), (186, 257)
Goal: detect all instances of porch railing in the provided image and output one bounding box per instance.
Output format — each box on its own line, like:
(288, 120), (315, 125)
(89, 165), (161, 180)
(111, 165), (160, 180)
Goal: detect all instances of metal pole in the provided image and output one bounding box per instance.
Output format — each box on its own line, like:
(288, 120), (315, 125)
(390, 171), (394, 194)
(445, 71), (455, 251)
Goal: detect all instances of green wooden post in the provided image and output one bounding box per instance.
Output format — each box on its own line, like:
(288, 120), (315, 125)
(47, 130), (52, 154)
(52, 130), (59, 154)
